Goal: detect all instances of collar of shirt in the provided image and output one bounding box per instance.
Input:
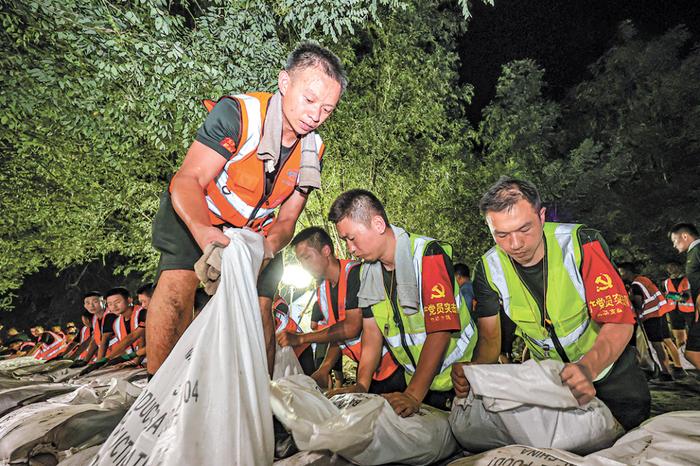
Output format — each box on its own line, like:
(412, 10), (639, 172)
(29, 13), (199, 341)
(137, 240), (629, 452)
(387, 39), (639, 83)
(689, 239), (700, 252)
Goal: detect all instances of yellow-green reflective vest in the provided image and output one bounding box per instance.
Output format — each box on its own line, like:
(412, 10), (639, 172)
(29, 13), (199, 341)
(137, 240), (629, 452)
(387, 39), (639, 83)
(482, 223), (600, 363)
(368, 233), (477, 392)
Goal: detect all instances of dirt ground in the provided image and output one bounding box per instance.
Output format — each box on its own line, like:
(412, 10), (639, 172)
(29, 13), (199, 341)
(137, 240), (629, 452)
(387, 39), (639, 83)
(649, 370), (700, 416)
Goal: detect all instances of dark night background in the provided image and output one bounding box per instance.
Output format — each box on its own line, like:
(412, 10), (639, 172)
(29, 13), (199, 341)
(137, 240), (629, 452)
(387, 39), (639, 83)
(3, 0), (699, 332)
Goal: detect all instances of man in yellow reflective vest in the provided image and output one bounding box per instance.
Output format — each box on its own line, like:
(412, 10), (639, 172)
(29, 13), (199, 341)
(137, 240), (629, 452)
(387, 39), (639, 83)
(452, 176), (650, 431)
(328, 189), (477, 416)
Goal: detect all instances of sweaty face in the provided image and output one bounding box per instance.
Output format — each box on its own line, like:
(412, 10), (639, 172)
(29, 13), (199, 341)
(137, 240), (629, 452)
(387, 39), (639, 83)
(294, 242), (330, 280)
(83, 296), (102, 314)
(336, 217), (385, 262)
(279, 65), (342, 137)
(485, 198), (546, 267)
(106, 295), (131, 316)
(670, 232), (690, 253)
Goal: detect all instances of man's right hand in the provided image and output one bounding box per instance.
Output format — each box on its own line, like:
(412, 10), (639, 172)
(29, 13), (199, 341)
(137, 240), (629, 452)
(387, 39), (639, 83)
(276, 330), (301, 347)
(451, 362), (471, 398)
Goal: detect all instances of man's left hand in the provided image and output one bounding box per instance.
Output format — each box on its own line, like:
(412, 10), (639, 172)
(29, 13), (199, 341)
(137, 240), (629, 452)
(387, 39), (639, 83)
(382, 391), (421, 417)
(560, 362), (596, 405)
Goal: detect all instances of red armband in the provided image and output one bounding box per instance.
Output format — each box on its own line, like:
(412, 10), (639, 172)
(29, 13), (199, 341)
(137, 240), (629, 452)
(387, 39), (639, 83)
(421, 255), (461, 333)
(581, 241), (636, 325)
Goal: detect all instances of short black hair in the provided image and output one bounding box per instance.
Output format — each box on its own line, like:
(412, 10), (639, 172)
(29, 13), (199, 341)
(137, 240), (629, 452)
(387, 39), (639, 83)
(669, 223), (699, 238)
(291, 226), (334, 253)
(479, 176), (542, 214)
(286, 41), (348, 93)
(454, 263), (470, 278)
(136, 283), (154, 297)
(328, 189), (389, 226)
(103, 287), (130, 301)
(82, 291), (102, 300)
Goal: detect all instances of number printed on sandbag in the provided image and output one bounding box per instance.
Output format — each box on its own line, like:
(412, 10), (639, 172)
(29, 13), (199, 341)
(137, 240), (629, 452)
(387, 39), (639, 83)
(182, 379), (199, 403)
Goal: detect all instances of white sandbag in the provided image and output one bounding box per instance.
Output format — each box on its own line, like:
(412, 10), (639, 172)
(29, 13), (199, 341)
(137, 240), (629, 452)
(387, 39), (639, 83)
(91, 229), (274, 466)
(273, 344), (304, 380)
(446, 445), (588, 466)
(449, 360), (623, 455)
(0, 356), (43, 372)
(271, 374), (457, 465)
(0, 383), (77, 418)
(0, 380), (140, 465)
(589, 411), (700, 465)
(273, 450), (353, 465)
(58, 445), (101, 466)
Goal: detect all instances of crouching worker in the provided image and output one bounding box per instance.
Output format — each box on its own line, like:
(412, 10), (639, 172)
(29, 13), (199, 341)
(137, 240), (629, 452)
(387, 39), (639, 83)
(31, 326), (68, 361)
(328, 190), (477, 416)
(103, 287), (148, 366)
(277, 227), (401, 392)
(452, 176), (650, 431)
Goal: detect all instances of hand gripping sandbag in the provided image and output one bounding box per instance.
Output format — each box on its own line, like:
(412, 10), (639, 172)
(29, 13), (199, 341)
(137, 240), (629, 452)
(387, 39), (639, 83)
(90, 229), (274, 466)
(449, 359), (623, 455)
(271, 375), (458, 465)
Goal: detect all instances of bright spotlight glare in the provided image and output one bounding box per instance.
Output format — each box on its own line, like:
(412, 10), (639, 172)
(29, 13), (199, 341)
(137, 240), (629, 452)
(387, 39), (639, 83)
(281, 264), (313, 288)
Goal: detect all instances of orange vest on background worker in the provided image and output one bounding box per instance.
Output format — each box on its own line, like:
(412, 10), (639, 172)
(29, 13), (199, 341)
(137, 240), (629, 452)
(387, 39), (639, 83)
(34, 331), (68, 361)
(113, 305), (146, 353)
(178, 92), (325, 234)
(633, 275), (673, 321)
(317, 259), (399, 381)
(663, 277), (695, 313)
(273, 297), (310, 358)
(78, 325), (91, 360)
(20, 341), (35, 353)
(92, 313), (119, 358)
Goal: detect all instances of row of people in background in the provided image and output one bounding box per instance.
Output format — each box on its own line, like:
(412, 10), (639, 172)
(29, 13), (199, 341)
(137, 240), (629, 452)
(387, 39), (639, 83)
(0, 284), (155, 372)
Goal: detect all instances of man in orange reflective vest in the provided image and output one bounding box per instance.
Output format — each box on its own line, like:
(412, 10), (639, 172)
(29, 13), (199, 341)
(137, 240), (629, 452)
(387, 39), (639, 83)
(277, 227), (402, 394)
(147, 42), (346, 378)
(105, 287), (147, 363)
(32, 326), (68, 361)
(618, 263), (684, 380)
(663, 261), (696, 347)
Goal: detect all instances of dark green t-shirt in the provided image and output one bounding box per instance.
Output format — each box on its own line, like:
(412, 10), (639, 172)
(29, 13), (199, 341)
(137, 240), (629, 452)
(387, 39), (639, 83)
(472, 227), (612, 318)
(686, 241), (700, 301)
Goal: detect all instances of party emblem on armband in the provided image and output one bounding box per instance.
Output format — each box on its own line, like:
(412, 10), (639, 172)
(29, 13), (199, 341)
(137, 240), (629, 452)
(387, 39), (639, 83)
(594, 273), (613, 292)
(430, 283), (446, 300)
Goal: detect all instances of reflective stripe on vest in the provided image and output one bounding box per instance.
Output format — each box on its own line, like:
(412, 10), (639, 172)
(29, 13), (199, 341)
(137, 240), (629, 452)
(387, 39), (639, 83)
(633, 276), (670, 320)
(35, 331), (67, 360)
(200, 93), (324, 231)
(664, 277), (695, 313)
(368, 233), (477, 391)
(482, 223), (604, 371)
(114, 308), (144, 354)
(94, 313), (119, 355)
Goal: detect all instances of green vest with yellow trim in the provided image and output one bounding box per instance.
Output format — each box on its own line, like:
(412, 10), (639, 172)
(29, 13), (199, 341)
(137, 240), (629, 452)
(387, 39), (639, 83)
(368, 233), (477, 392)
(482, 222), (601, 364)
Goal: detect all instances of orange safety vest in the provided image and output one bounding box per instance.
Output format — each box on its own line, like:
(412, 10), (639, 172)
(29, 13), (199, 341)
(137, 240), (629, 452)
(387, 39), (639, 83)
(664, 277), (695, 313)
(113, 306), (146, 353)
(273, 298), (310, 358)
(20, 341), (36, 352)
(78, 325), (91, 360)
(34, 331), (68, 361)
(317, 259), (399, 381)
(633, 275), (673, 321)
(175, 92), (325, 234)
(93, 313), (119, 357)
